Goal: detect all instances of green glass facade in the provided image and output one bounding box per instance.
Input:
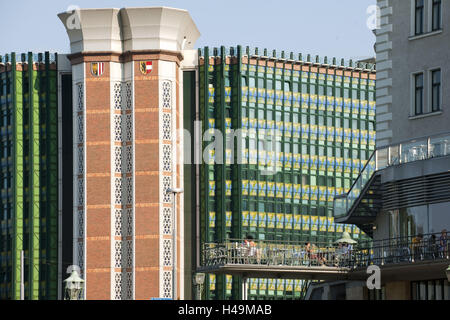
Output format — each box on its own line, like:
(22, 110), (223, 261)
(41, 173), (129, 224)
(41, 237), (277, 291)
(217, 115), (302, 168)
(198, 46), (376, 300)
(0, 52), (58, 300)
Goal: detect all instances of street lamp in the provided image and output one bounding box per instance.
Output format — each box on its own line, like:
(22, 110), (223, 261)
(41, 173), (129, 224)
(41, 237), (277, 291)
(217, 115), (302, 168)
(193, 273), (205, 300)
(167, 187), (184, 300)
(64, 270), (85, 300)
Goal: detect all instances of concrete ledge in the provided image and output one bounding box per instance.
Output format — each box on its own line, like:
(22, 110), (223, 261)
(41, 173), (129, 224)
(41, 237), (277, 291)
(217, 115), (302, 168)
(198, 264), (355, 281)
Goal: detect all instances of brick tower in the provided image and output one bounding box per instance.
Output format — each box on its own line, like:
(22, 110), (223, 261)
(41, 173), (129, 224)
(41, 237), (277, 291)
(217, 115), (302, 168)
(58, 7), (200, 300)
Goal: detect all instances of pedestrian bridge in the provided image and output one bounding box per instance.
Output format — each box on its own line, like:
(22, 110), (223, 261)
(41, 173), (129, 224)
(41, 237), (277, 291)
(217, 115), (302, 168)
(198, 234), (450, 281)
(198, 240), (359, 281)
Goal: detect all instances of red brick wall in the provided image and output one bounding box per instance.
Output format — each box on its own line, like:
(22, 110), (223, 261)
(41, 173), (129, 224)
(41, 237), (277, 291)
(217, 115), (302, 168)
(134, 59), (161, 300)
(71, 52), (183, 300)
(84, 61), (111, 300)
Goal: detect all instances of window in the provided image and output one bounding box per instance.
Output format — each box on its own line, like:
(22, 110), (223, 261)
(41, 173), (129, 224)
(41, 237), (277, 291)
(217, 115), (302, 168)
(431, 69), (441, 112)
(343, 148), (350, 159)
(275, 80), (282, 90)
(318, 146), (325, 156)
(360, 121), (367, 130)
(414, 73), (424, 115)
(301, 83), (307, 93)
(360, 90), (367, 100)
(249, 77), (256, 88)
(301, 175), (309, 185)
(258, 78), (264, 88)
(284, 82), (291, 92)
(432, 0), (442, 31)
(415, 0), (425, 35)
(411, 280), (450, 300)
(1, 110), (5, 127)
(327, 117), (333, 127)
(343, 88), (349, 99)
(318, 86), (324, 95)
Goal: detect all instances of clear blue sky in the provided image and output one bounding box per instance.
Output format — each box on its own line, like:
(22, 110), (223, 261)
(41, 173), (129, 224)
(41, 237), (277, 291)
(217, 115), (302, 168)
(0, 0), (376, 60)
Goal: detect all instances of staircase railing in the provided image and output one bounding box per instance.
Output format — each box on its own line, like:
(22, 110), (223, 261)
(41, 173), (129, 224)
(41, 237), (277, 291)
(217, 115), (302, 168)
(334, 151), (376, 220)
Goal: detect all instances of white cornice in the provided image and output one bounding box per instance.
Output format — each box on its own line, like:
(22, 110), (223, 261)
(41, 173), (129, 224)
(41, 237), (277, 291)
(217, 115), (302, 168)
(58, 7), (201, 56)
(58, 8), (122, 54)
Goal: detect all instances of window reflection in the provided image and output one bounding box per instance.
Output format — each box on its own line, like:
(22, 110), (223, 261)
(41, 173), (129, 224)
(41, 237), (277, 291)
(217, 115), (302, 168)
(389, 202), (450, 238)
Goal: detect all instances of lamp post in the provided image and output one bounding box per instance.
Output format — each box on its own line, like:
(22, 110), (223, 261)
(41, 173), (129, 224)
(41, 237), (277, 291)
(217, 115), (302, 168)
(64, 270), (85, 300)
(193, 273), (205, 300)
(167, 187), (184, 300)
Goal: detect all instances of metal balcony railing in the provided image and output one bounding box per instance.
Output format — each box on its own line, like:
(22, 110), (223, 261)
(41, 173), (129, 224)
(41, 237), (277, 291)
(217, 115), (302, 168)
(334, 131), (450, 220)
(202, 239), (360, 269)
(201, 232), (449, 270)
(352, 232), (450, 267)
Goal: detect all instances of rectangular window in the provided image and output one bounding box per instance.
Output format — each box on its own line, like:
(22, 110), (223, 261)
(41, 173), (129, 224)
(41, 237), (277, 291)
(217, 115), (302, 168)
(258, 78), (264, 88)
(318, 86), (324, 96)
(415, 73), (424, 115)
(432, 0), (442, 31)
(343, 88), (349, 99)
(275, 80), (282, 90)
(327, 87), (333, 96)
(301, 83), (307, 93)
(284, 81), (291, 92)
(432, 69), (441, 112)
(249, 77), (256, 88)
(415, 0), (424, 35)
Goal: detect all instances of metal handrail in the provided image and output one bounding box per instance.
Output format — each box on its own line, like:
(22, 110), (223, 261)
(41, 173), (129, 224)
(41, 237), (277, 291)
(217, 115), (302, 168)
(201, 232), (449, 270)
(350, 232), (450, 267)
(334, 151), (376, 219)
(202, 242), (349, 268)
(334, 150), (376, 201)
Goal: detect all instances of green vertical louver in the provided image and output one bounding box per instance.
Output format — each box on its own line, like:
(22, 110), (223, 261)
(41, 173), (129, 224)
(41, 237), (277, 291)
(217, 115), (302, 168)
(0, 52), (59, 300)
(198, 46), (376, 300)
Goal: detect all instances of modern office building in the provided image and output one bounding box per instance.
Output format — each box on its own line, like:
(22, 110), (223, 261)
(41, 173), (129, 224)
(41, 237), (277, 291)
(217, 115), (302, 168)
(1, 5), (378, 300)
(0, 53), (59, 299)
(332, 0), (450, 300)
(194, 46), (376, 299)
